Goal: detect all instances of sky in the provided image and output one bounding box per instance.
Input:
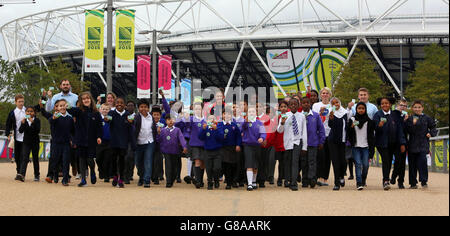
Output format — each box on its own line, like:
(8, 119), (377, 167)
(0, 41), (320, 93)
(0, 0), (448, 59)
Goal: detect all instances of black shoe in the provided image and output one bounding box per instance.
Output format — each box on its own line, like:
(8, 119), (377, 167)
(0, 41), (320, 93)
(284, 181), (290, 188)
(137, 179), (144, 187)
(383, 182), (391, 191)
(357, 184), (364, 191)
(159, 177), (165, 181)
(144, 183), (150, 188)
(104, 178), (110, 183)
(124, 179), (131, 185)
(200, 182), (205, 188)
(247, 185), (253, 191)
(268, 177), (274, 185)
(410, 185), (418, 189)
(390, 178), (396, 185)
(214, 181), (220, 189)
(15, 174), (20, 181)
(421, 182), (428, 189)
(259, 182), (265, 188)
(184, 176), (192, 184)
(239, 182), (245, 187)
(348, 176), (354, 180)
(290, 185), (299, 191)
(232, 182), (238, 188)
(252, 183), (258, 190)
(277, 179), (283, 187)
(333, 185), (340, 191)
(310, 179), (317, 189)
(302, 183), (309, 188)
(18, 174), (25, 182)
(340, 179), (345, 187)
(398, 183), (405, 189)
(118, 180), (125, 188)
(112, 176), (118, 187)
(176, 178), (182, 183)
(226, 185), (232, 190)
(154, 179), (160, 185)
(207, 182), (214, 190)
(166, 183), (173, 188)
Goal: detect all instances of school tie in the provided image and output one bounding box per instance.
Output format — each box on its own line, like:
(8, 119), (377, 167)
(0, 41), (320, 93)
(292, 115), (299, 136)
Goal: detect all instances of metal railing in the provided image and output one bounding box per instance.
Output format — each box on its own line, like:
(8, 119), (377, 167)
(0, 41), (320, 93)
(371, 135), (449, 174)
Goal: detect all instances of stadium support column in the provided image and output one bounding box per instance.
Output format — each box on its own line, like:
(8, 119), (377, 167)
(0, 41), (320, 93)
(106, 0), (114, 93)
(152, 30), (157, 105)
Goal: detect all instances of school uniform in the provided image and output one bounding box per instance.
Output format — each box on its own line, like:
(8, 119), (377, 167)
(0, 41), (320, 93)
(242, 119), (267, 169)
(272, 114), (286, 185)
(157, 126), (187, 186)
(347, 114), (375, 187)
(5, 107), (26, 175)
(217, 121), (242, 187)
(390, 110), (408, 186)
(302, 110), (326, 186)
(177, 117), (193, 179)
(49, 113), (75, 184)
(257, 114), (276, 186)
(373, 110), (407, 185)
(96, 115), (113, 180)
(277, 112), (308, 189)
(182, 116), (206, 185)
(312, 102), (332, 182)
(38, 108), (56, 179)
(67, 107), (103, 184)
(405, 114), (437, 186)
(233, 116), (247, 186)
(133, 112), (157, 185)
(152, 117), (165, 183)
(107, 109), (133, 184)
(18, 117), (41, 179)
(328, 111), (348, 188)
(199, 125), (224, 186)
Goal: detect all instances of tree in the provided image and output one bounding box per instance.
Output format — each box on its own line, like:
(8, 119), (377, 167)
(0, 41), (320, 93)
(333, 49), (393, 106)
(405, 44), (449, 127)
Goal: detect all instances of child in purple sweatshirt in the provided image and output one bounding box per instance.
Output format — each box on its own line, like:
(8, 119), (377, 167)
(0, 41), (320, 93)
(157, 114), (188, 188)
(241, 106), (266, 191)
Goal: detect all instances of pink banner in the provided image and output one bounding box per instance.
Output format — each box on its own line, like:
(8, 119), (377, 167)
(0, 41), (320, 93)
(158, 55), (172, 99)
(137, 55), (151, 99)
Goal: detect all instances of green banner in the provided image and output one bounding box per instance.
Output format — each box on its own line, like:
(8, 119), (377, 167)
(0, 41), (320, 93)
(84, 10), (104, 72)
(115, 9), (135, 72)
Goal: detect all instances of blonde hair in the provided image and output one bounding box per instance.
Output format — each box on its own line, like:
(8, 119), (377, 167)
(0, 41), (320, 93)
(320, 87), (332, 97)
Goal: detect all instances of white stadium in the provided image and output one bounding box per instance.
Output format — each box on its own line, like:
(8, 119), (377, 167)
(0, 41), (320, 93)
(1, 0), (449, 98)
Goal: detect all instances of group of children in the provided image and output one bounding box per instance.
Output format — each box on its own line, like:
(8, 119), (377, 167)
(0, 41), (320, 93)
(5, 85), (438, 192)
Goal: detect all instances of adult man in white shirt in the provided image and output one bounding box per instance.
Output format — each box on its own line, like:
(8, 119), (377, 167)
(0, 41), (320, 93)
(347, 88), (379, 119)
(277, 98), (308, 191)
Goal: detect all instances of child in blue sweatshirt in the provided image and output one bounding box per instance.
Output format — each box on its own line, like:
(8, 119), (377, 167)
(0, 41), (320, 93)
(96, 104), (113, 183)
(199, 115), (224, 190)
(218, 108), (242, 189)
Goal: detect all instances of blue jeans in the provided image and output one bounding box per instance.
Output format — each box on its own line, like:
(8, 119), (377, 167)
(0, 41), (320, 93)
(352, 147), (369, 185)
(135, 142), (156, 184)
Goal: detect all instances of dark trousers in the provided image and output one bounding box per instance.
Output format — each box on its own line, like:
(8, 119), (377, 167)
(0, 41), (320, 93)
(124, 145), (135, 181)
(317, 138), (331, 180)
(77, 146), (96, 181)
(234, 150), (246, 184)
(257, 147), (273, 184)
(96, 142), (113, 179)
(284, 144), (302, 187)
(301, 146), (318, 184)
(164, 153), (179, 184)
(329, 142), (347, 187)
(223, 162), (237, 186)
(51, 143), (71, 183)
(205, 150), (222, 183)
(46, 141), (54, 178)
(152, 151), (164, 181)
(70, 146), (78, 176)
(408, 152), (428, 186)
(111, 148), (127, 180)
(20, 142), (40, 178)
(275, 151), (285, 181)
(392, 149), (407, 184)
(14, 141), (24, 174)
(378, 144), (399, 183)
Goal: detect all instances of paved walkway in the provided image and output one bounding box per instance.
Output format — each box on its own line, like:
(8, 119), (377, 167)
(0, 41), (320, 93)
(0, 161), (448, 216)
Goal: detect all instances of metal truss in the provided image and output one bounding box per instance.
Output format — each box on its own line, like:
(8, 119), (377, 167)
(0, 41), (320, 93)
(1, 0), (449, 95)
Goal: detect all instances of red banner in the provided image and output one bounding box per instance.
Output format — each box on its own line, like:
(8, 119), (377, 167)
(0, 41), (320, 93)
(158, 55), (172, 99)
(137, 55), (151, 99)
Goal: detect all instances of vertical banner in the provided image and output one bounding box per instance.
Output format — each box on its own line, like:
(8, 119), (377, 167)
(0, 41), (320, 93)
(115, 9), (135, 72)
(158, 55), (173, 99)
(85, 9), (104, 72)
(180, 78), (192, 110)
(137, 55), (151, 99)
